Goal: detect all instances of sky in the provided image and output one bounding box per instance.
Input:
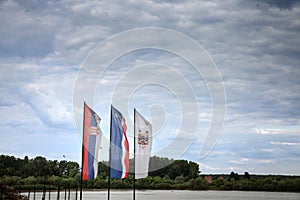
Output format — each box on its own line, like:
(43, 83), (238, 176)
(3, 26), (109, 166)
(0, 0), (300, 175)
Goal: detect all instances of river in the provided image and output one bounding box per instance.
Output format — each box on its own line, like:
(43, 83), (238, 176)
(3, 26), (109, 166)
(23, 190), (300, 200)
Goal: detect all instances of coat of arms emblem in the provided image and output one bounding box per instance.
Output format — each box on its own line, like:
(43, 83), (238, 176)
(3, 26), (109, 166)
(138, 129), (149, 148)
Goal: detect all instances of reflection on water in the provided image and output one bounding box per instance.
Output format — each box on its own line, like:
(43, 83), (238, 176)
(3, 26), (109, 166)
(23, 190), (300, 200)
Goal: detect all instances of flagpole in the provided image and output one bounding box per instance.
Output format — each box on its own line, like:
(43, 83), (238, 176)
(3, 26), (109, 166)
(108, 105), (112, 200)
(80, 102), (86, 200)
(133, 109), (136, 200)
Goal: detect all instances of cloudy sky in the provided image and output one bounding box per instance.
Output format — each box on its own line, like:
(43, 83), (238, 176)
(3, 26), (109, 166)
(1, 0), (300, 175)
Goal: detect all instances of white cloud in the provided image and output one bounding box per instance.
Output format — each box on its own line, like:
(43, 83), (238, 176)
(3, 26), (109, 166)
(19, 86), (72, 127)
(255, 127), (300, 135)
(270, 141), (300, 146)
(260, 148), (276, 153)
(229, 158), (276, 165)
(198, 162), (241, 173)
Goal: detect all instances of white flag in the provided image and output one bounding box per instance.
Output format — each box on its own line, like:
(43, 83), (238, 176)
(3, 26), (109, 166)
(135, 109), (152, 179)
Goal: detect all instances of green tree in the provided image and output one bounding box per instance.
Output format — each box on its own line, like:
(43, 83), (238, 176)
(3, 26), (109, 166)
(31, 156), (49, 177)
(189, 161), (199, 179)
(65, 161), (79, 177)
(222, 179), (233, 190)
(244, 172), (250, 179)
(98, 162), (109, 177)
(229, 171), (235, 181)
(175, 175), (184, 183)
(48, 160), (60, 176)
(188, 178), (208, 190)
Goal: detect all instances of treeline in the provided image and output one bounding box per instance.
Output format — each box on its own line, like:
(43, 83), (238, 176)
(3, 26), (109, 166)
(97, 156), (199, 179)
(206, 172), (300, 192)
(0, 155), (81, 190)
(0, 155), (201, 190)
(1, 154), (300, 192)
(0, 155), (79, 178)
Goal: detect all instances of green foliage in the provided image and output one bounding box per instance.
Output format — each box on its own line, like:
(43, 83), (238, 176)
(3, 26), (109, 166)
(1, 154), (300, 192)
(148, 156), (200, 180)
(188, 177), (208, 190)
(175, 175), (184, 183)
(228, 171), (239, 181)
(210, 173), (300, 192)
(0, 155), (79, 179)
(110, 178), (131, 189)
(244, 172), (250, 179)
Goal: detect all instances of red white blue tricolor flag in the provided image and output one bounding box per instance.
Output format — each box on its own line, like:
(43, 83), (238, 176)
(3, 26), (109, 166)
(82, 103), (102, 180)
(134, 109), (152, 179)
(110, 106), (129, 179)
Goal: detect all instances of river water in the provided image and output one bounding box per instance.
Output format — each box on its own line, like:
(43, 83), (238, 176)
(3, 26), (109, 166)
(23, 190), (300, 200)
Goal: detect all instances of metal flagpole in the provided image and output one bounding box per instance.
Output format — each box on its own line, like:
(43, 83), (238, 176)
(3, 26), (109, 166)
(108, 106), (112, 200)
(79, 102), (86, 200)
(133, 109), (136, 200)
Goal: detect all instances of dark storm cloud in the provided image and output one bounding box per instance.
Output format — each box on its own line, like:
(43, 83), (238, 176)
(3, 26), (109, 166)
(259, 0), (300, 10)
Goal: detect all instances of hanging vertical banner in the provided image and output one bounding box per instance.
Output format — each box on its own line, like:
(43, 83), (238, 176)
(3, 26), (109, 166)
(82, 103), (102, 180)
(135, 109), (152, 179)
(110, 106), (129, 178)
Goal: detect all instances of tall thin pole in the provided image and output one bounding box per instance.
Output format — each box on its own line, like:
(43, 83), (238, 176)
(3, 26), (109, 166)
(80, 102), (86, 200)
(133, 109), (136, 200)
(108, 106), (112, 200)
(57, 185), (60, 200)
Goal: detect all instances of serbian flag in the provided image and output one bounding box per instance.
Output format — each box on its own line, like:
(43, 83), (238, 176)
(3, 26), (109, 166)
(134, 109), (152, 179)
(110, 106), (129, 179)
(82, 103), (102, 180)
